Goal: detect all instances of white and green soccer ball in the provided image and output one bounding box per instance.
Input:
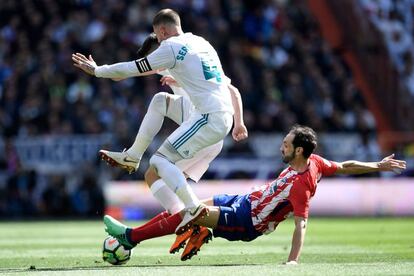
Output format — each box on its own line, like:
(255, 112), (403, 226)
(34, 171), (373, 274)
(102, 236), (132, 265)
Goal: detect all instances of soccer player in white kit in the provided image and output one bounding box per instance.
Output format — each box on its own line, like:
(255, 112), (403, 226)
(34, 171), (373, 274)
(72, 9), (244, 235)
(98, 34), (246, 258)
(101, 33), (247, 217)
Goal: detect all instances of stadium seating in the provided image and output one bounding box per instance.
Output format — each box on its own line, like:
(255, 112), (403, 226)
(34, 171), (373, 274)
(0, 0), (412, 218)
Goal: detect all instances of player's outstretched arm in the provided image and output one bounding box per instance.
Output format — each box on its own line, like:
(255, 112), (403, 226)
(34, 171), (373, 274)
(72, 53), (159, 79)
(111, 69), (161, 82)
(111, 69), (162, 81)
(228, 84), (248, 142)
(334, 154), (406, 175)
(286, 216), (307, 264)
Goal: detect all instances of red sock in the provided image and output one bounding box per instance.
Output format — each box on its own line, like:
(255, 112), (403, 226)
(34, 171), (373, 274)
(135, 211), (169, 230)
(130, 213), (182, 243)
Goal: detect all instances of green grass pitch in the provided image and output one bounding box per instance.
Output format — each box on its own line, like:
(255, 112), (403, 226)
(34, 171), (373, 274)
(0, 218), (413, 275)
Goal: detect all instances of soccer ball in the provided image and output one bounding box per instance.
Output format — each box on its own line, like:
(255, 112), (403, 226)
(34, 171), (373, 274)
(102, 236), (132, 265)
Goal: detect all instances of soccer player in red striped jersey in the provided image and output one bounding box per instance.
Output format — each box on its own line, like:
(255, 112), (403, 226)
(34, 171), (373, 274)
(104, 124), (406, 264)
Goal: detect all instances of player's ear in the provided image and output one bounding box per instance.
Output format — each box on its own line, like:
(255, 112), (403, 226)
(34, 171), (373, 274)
(158, 25), (164, 35)
(296, 147), (303, 156)
(161, 25), (169, 36)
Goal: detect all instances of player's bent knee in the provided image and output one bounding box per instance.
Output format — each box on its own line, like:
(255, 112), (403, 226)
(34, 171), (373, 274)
(144, 166), (159, 187)
(149, 92), (168, 115)
(149, 154), (162, 168)
(149, 154), (171, 169)
(156, 142), (184, 163)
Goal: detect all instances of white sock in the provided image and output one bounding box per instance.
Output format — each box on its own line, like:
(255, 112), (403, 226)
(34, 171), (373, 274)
(150, 179), (185, 214)
(127, 93), (167, 160)
(175, 185), (200, 210)
(150, 155), (200, 209)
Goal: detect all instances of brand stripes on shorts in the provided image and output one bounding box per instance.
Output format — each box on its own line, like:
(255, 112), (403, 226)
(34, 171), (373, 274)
(172, 114), (209, 149)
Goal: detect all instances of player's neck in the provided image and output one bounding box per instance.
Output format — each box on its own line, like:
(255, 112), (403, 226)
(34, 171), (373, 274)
(289, 157), (309, 173)
(168, 27), (183, 38)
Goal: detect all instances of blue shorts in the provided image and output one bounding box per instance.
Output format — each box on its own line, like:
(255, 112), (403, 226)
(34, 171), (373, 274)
(212, 194), (262, 242)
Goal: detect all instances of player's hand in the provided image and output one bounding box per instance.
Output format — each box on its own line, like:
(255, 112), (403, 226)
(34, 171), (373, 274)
(284, 260), (298, 265)
(378, 153), (406, 174)
(160, 75), (178, 87)
(72, 53), (97, 76)
(232, 124), (248, 142)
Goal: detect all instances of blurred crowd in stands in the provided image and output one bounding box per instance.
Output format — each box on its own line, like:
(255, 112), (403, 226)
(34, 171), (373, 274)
(0, 0), (376, 138)
(360, 0), (414, 96)
(0, 0), (411, 218)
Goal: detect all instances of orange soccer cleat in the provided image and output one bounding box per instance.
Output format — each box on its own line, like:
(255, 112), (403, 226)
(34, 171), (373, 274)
(169, 225), (199, 254)
(180, 226), (212, 261)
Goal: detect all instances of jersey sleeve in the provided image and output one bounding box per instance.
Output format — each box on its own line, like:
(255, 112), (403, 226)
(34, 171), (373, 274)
(157, 70), (170, 77)
(95, 61), (140, 78)
(95, 42), (176, 78)
(143, 42), (176, 72)
(313, 154), (338, 176)
(289, 183), (311, 218)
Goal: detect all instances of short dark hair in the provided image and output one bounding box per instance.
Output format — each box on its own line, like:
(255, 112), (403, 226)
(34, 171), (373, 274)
(152, 9), (181, 27)
(289, 124), (317, 158)
(137, 33), (159, 58)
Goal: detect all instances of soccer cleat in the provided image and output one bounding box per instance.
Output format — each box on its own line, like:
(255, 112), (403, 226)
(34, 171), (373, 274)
(103, 215), (136, 250)
(175, 204), (209, 235)
(181, 226), (212, 261)
(99, 149), (140, 174)
(169, 225), (200, 254)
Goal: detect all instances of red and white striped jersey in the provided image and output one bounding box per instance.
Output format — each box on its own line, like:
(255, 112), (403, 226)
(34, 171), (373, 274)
(249, 154), (338, 234)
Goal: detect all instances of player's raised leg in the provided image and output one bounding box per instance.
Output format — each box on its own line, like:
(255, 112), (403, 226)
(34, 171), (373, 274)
(149, 153), (208, 234)
(99, 92), (171, 173)
(104, 202), (220, 248)
(145, 166), (185, 214)
(151, 112), (232, 234)
(104, 213), (180, 249)
(104, 212), (183, 246)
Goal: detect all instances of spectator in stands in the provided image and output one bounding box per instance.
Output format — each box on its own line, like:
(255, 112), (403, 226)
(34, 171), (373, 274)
(361, 0), (414, 97)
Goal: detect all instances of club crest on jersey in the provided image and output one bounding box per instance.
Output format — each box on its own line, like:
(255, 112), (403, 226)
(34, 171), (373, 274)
(269, 177), (287, 195)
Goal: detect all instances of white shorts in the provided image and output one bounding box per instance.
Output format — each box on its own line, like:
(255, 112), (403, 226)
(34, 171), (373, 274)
(165, 94), (194, 125)
(176, 140), (223, 182)
(160, 94), (233, 181)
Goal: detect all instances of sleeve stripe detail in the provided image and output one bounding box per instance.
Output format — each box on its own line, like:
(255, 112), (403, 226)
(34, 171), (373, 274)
(135, 57), (152, 73)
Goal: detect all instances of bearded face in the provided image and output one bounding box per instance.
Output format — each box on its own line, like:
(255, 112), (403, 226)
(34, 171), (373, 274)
(282, 148), (296, 164)
(280, 133), (297, 164)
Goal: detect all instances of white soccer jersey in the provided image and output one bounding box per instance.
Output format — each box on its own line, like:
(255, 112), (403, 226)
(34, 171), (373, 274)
(158, 69), (232, 103)
(158, 70), (191, 100)
(144, 33), (233, 114)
